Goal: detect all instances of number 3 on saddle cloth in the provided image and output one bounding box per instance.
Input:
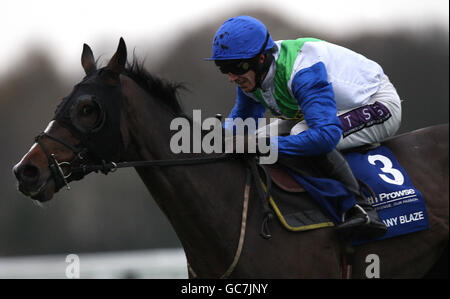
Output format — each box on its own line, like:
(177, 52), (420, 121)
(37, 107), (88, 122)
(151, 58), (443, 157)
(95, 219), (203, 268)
(264, 146), (429, 245)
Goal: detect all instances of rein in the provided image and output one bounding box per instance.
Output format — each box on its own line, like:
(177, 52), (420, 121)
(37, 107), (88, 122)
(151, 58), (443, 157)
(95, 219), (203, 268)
(35, 132), (236, 187)
(35, 131), (274, 279)
(71, 153), (235, 175)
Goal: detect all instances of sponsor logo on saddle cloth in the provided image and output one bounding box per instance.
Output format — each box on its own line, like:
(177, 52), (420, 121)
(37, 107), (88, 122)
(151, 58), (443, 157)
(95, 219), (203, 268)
(345, 146), (429, 245)
(286, 146), (428, 244)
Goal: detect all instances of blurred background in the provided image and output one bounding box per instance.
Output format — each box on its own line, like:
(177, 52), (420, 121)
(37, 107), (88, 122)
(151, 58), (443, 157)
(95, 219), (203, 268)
(0, 0), (448, 278)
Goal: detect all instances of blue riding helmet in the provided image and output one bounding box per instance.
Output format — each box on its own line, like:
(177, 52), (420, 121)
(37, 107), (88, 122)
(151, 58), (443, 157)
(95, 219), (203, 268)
(205, 16), (275, 61)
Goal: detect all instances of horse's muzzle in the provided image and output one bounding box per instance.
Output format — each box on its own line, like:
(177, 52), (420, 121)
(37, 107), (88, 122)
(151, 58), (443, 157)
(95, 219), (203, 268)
(13, 161), (54, 201)
(13, 162), (40, 187)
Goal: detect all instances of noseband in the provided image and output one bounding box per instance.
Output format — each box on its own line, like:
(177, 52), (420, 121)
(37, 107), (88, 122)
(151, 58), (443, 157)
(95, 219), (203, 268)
(34, 132), (88, 190)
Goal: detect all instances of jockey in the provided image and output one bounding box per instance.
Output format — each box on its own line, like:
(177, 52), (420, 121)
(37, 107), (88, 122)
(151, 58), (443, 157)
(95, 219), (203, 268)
(206, 16), (402, 239)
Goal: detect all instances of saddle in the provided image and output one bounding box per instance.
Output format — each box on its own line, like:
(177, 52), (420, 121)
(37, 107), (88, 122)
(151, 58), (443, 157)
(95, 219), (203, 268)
(267, 143), (381, 193)
(260, 158), (334, 232)
(265, 163), (305, 193)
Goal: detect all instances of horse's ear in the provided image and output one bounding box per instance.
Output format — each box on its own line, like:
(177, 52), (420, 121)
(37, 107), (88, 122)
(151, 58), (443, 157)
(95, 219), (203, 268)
(107, 37), (127, 75)
(81, 44), (97, 75)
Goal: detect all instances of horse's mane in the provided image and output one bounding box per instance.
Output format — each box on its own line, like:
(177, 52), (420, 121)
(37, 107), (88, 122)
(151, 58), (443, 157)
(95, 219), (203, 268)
(124, 58), (186, 116)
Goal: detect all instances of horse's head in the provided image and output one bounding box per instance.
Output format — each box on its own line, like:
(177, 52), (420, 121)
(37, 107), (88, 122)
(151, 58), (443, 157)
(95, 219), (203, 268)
(13, 38), (129, 202)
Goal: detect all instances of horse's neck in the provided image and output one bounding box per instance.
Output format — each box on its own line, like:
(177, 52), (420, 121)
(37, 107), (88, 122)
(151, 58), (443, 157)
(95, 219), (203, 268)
(120, 76), (247, 276)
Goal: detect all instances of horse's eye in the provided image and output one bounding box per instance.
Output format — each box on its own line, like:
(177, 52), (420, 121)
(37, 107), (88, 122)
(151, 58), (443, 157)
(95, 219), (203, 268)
(81, 105), (94, 116)
(70, 95), (104, 133)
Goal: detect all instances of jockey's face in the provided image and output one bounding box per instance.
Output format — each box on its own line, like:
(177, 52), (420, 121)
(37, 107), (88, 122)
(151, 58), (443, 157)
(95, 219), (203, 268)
(224, 54), (265, 92)
(227, 70), (256, 92)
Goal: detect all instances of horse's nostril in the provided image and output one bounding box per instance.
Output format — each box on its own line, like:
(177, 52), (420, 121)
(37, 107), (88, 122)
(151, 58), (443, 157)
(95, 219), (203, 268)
(17, 163), (40, 184)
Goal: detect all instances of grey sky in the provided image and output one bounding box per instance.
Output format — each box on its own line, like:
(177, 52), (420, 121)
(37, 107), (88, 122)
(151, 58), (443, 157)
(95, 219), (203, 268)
(1, 0), (448, 76)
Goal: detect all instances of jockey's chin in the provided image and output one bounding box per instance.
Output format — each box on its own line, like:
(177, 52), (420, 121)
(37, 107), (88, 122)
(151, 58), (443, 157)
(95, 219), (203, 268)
(237, 80), (255, 92)
(229, 71), (256, 92)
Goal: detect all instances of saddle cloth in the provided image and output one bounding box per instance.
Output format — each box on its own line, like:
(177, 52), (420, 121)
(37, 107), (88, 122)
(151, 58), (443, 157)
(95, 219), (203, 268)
(264, 146), (429, 244)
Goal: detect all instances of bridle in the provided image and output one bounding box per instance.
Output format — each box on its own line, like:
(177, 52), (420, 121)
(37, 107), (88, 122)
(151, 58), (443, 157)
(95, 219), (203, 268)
(34, 131), (87, 191)
(33, 126), (274, 278)
(34, 129), (236, 191)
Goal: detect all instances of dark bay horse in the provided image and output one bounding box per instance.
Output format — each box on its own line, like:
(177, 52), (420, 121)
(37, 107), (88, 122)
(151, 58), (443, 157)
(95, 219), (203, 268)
(13, 39), (449, 278)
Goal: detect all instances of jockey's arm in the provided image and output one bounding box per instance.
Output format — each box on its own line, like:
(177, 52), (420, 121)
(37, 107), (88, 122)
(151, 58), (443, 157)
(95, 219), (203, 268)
(223, 86), (266, 134)
(277, 62), (343, 156)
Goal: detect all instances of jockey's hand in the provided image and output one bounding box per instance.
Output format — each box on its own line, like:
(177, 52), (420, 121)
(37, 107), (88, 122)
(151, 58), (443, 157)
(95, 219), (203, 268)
(224, 135), (271, 156)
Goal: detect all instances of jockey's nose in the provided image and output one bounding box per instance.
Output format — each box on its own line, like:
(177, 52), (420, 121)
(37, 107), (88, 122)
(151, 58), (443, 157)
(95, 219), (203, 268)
(13, 162), (40, 186)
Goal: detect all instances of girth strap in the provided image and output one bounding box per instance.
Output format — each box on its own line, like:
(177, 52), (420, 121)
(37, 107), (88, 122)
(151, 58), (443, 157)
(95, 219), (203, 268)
(188, 166), (252, 279)
(187, 158), (274, 278)
(248, 158), (273, 239)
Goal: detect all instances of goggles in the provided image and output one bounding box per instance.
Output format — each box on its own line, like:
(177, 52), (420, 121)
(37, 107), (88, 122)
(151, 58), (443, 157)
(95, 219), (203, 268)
(216, 58), (256, 75)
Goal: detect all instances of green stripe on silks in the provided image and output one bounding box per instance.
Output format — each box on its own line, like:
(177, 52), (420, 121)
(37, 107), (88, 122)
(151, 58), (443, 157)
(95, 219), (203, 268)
(253, 38), (321, 119)
(261, 181), (334, 232)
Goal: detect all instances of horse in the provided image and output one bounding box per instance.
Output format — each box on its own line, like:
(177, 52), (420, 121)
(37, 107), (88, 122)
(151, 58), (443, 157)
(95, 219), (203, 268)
(13, 38), (449, 278)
